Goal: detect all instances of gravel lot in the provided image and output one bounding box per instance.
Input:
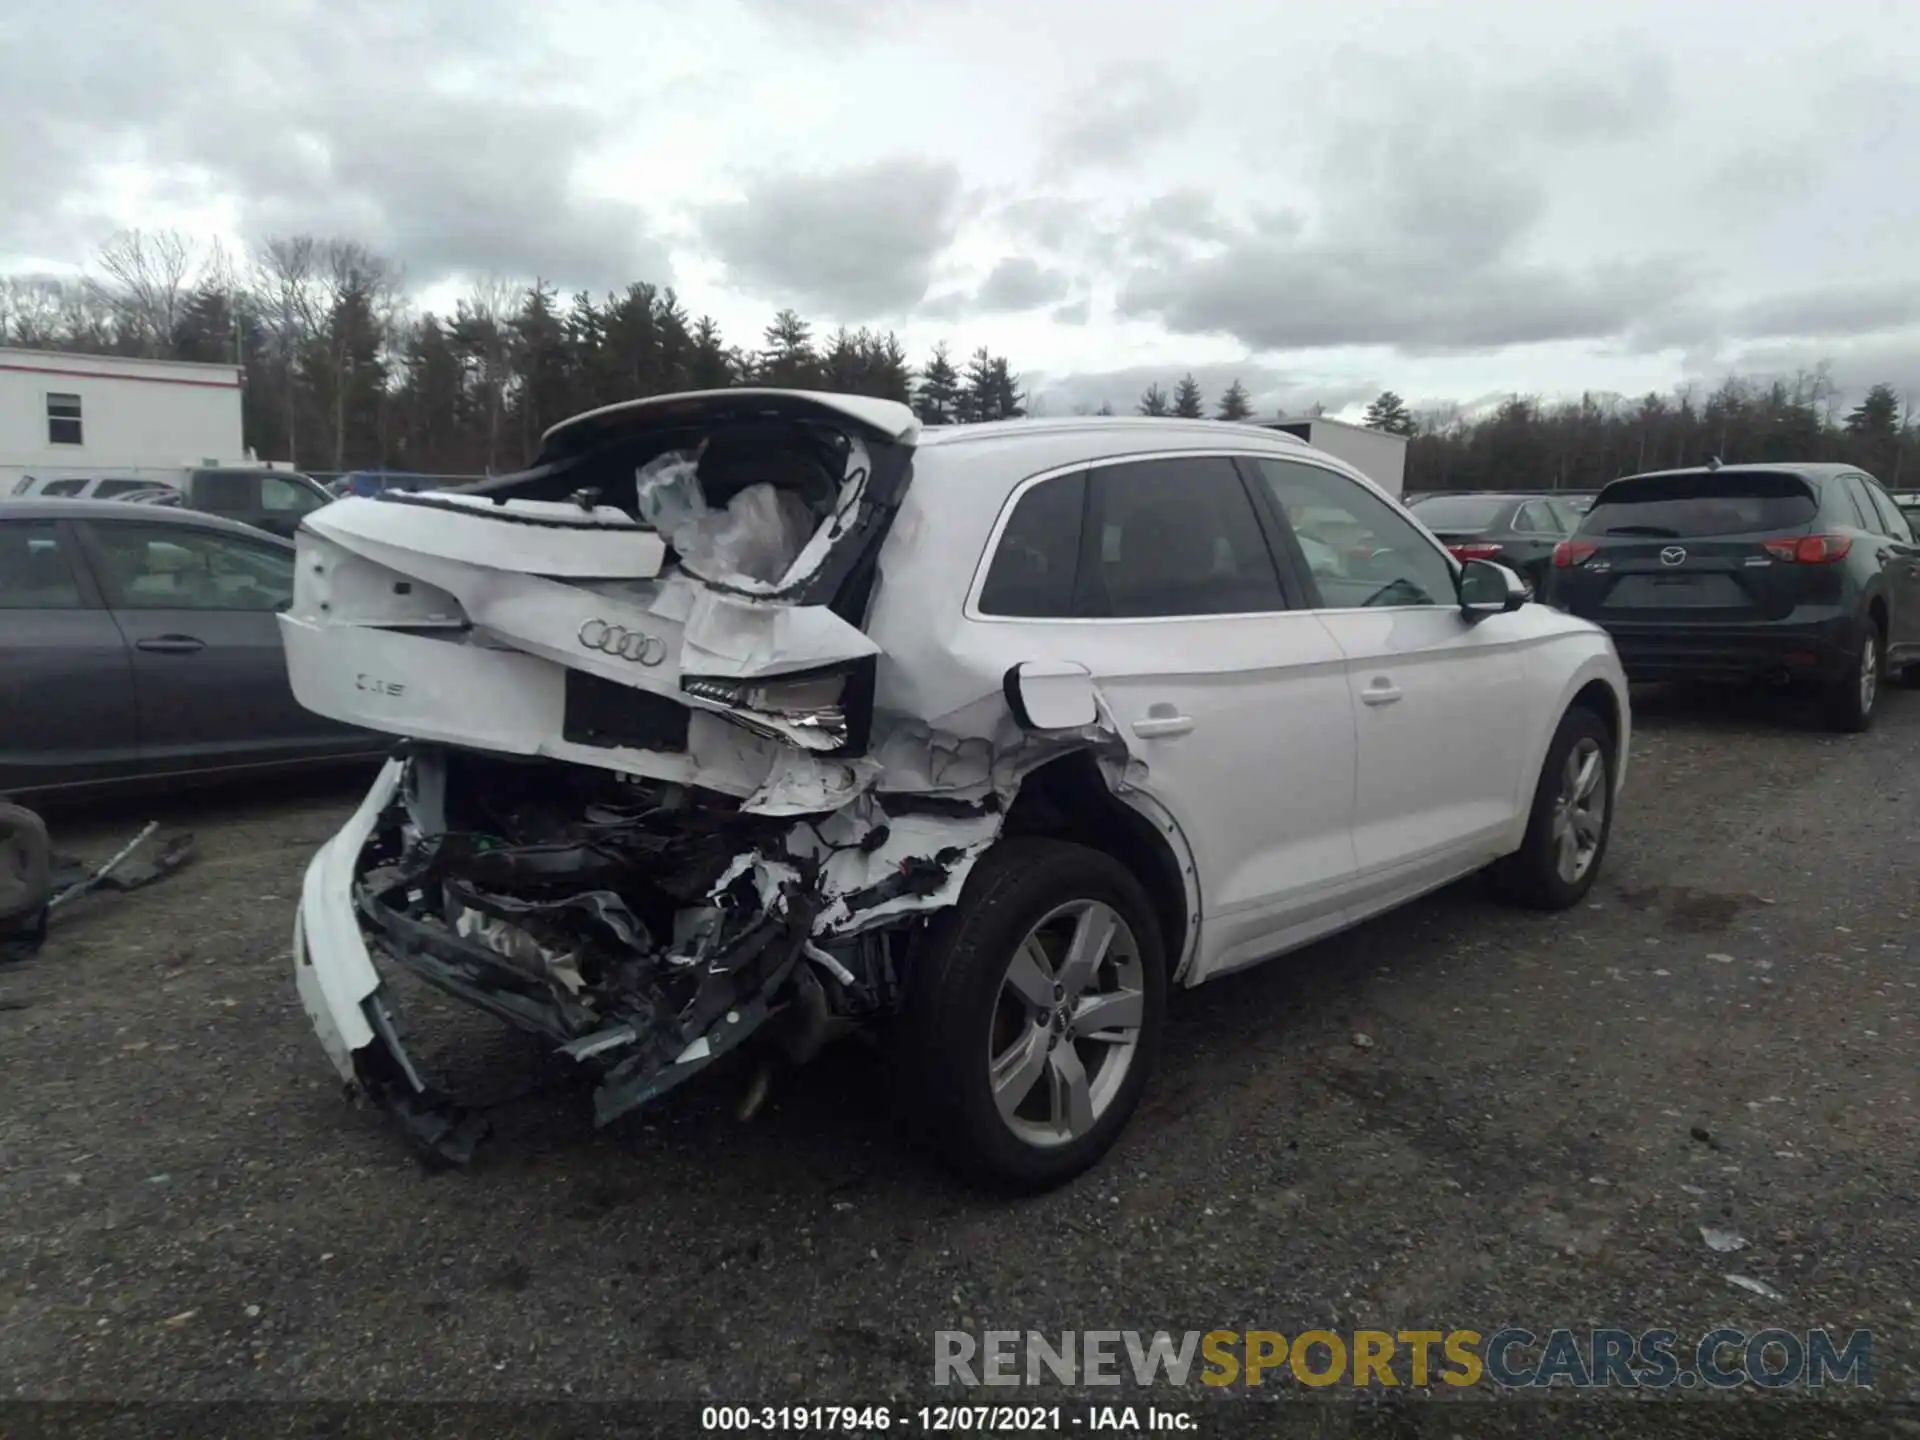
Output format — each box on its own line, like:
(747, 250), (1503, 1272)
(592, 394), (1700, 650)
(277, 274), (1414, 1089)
(4, 686), (1919, 1432)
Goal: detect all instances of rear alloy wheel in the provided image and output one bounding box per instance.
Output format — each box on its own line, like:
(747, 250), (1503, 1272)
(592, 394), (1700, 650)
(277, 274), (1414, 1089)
(1490, 706), (1615, 910)
(892, 838), (1165, 1191)
(1822, 619), (1882, 733)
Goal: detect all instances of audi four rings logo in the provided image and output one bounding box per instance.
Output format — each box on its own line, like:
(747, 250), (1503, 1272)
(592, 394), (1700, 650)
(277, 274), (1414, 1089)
(578, 618), (668, 666)
(1660, 546), (1688, 567)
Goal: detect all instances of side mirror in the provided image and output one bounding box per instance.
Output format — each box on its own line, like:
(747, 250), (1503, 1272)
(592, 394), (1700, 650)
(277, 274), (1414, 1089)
(1458, 558), (1528, 619)
(1004, 660), (1098, 730)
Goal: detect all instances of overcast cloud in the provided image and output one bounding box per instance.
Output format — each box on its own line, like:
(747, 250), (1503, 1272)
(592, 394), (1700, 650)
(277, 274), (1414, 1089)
(3, 0), (1918, 412)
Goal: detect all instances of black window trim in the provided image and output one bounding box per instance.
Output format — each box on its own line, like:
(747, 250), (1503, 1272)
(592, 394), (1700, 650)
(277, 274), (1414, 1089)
(71, 517), (295, 612)
(966, 449), (1306, 623)
(0, 515), (108, 610)
(1237, 452), (1461, 614)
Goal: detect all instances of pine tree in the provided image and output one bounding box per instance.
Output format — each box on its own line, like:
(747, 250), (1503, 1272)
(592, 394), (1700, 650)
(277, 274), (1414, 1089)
(1172, 373), (1204, 418)
(915, 343), (961, 423)
(1363, 390), (1415, 435)
(758, 309), (818, 387)
(1845, 383), (1900, 440)
(1215, 379), (1253, 421)
(1137, 383), (1170, 416)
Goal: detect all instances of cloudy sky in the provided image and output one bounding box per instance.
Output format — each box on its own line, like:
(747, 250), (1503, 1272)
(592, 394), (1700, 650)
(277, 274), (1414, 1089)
(4, 0), (1918, 419)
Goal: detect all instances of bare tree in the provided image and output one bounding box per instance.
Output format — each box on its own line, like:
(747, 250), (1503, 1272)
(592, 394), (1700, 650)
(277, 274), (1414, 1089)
(1, 276), (73, 347)
(251, 236), (323, 462)
(456, 276), (522, 472)
(89, 229), (203, 356)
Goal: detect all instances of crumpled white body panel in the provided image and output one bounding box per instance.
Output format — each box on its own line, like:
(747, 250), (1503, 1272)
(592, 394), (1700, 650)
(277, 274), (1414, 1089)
(284, 498), (886, 802)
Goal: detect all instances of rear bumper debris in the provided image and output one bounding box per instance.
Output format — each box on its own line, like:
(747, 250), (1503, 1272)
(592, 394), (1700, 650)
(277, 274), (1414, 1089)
(295, 745), (1006, 1163)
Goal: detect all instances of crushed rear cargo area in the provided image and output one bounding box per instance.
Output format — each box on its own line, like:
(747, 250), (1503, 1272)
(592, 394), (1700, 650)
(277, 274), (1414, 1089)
(332, 742), (1003, 1161)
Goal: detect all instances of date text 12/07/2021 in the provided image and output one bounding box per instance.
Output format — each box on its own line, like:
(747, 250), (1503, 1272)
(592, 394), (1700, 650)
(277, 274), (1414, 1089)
(701, 1405), (1198, 1431)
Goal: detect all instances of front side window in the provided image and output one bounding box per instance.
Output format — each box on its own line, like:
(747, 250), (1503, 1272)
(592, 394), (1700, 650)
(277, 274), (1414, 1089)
(87, 523), (293, 612)
(191, 472), (260, 511)
(46, 393), (82, 446)
(262, 475), (326, 514)
(0, 520), (84, 609)
(1254, 458), (1455, 608)
(1080, 457), (1285, 618)
(978, 471), (1086, 618)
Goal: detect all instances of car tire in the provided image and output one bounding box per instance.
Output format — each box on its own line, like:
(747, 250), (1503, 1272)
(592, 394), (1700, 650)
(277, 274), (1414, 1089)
(890, 837), (1166, 1193)
(0, 801), (53, 924)
(1821, 616), (1883, 733)
(1489, 706), (1615, 911)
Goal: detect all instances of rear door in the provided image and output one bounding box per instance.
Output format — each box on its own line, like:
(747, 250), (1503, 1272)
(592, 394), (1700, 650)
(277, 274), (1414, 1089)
(970, 453), (1360, 976)
(1851, 474), (1920, 657)
(1559, 472), (1825, 624)
(0, 515), (140, 793)
(1248, 456), (1533, 888)
(75, 518), (366, 775)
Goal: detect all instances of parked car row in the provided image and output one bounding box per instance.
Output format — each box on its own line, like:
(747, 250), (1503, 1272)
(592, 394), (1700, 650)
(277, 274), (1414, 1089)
(0, 499), (383, 799)
(10, 467), (334, 539)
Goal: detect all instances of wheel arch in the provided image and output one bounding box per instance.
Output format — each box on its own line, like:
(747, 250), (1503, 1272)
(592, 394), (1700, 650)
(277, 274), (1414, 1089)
(999, 750), (1201, 983)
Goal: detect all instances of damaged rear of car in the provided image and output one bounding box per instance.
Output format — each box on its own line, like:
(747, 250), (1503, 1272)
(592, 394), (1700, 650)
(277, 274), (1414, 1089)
(287, 391), (1082, 1177)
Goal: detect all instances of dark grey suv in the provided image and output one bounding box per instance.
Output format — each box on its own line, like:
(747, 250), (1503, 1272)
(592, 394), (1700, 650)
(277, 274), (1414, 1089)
(0, 500), (382, 798)
(1548, 463), (1920, 731)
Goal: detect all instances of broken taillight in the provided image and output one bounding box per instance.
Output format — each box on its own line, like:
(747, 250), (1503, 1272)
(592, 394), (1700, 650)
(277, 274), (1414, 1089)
(1759, 534), (1853, 564)
(682, 666), (852, 741)
(1553, 540), (1599, 568)
(1447, 542), (1504, 561)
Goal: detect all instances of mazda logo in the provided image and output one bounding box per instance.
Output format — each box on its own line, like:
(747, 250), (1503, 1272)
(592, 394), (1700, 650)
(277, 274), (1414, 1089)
(577, 618), (668, 666)
(1659, 546), (1687, 567)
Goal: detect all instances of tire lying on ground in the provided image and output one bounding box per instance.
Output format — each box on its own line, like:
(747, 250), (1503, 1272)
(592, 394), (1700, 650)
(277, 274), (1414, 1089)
(0, 801), (53, 923)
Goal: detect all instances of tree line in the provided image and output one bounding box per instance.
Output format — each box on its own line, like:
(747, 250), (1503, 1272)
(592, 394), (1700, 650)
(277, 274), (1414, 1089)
(3, 230), (1913, 491)
(0, 231), (1027, 476)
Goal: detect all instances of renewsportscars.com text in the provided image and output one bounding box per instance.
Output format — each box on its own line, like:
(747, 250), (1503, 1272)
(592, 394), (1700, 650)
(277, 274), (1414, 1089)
(934, 1327), (1873, 1390)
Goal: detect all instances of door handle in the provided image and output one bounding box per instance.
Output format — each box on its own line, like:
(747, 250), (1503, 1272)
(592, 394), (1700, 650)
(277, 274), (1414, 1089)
(1361, 679), (1402, 706)
(1132, 713), (1195, 739)
(135, 635), (206, 654)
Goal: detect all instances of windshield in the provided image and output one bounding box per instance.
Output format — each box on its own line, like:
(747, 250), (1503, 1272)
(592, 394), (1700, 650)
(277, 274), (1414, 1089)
(1409, 495), (1508, 531)
(1579, 472), (1817, 538)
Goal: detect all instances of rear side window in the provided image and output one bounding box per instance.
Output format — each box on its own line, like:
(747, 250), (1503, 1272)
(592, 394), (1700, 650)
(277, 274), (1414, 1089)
(978, 471), (1086, 618)
(1080, 457), (1284, 618)
(0, 520), (84, 609)
(1836, 476), (1878, 531)
(1863, 481), (1915, 542)
(1512, 502), (1555, 533)
(94, 479), (155, 498)
(41, 478), (86, 497)
(1580, 473), (1818, 538)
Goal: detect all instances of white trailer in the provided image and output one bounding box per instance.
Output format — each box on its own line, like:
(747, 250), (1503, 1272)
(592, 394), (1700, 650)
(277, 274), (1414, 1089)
(0, 346), (249, 494)
(1262, 416), (1408, 498)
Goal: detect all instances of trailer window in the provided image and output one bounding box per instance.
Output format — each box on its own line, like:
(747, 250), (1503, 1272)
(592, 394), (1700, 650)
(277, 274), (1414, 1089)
(47, 393), (83, 446)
